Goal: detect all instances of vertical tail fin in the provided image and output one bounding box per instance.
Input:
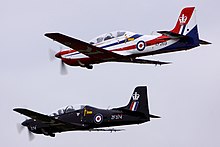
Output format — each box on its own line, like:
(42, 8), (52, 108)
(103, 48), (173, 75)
(116, 86), (160, 120)
(124, 86), (149, 116)
(171, 7), (200, 46)
(171, 7), (196, 34)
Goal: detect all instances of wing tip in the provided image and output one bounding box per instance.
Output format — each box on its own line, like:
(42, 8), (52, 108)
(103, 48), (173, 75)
(13, 108), (21, 111)
(44, 32), (61, 37)
(13, 108), (25, 114)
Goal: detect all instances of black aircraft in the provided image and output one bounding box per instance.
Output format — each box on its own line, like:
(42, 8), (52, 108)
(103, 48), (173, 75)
(14, 86), (159, 138)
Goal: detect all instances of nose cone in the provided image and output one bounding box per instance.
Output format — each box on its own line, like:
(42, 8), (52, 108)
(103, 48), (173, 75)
(55, 52), (61, 58)
(21, 119), (33, 126)
(21, 120), (29, 126)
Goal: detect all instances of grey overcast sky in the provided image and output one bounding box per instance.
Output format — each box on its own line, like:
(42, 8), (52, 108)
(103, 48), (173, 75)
(1, 0), (219, 146)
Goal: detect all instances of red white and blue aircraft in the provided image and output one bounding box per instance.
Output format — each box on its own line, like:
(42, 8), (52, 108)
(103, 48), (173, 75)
(45, 7), (210, 72)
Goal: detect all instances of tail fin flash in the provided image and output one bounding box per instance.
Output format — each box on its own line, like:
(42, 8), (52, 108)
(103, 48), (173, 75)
(125, 86), (149, 116)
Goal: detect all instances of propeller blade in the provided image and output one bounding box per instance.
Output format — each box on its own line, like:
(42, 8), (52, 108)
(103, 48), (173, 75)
(49, 46), (68, 75)
(16, 122), (35, 141)
(60, 61), (68, 75)
(28, 130), (35, 141)
(49, 49), (56, 61)
(17, 123), (25, 134)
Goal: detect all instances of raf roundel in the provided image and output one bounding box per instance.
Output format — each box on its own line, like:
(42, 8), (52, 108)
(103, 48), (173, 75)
(136, 41), (146, 51)
(94, 113), (103, 124)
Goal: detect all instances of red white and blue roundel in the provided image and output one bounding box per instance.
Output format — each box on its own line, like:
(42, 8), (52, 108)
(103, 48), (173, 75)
(94, 113), (103, 124)
(136, 40), (146, 51)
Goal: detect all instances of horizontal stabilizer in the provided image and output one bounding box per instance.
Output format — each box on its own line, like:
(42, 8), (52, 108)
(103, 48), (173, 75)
(157, 31), (187, 39)
(149, 114), (161, 118)
(199, 39), (212, 45)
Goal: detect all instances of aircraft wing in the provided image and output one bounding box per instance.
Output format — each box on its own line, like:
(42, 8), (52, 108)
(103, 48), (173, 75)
(13, 108), (84, 127)
(45, 33), (123, 61)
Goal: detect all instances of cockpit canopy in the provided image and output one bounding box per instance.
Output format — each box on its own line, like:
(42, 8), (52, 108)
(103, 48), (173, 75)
(50, 105), (85, 116)
(89, 30), (134, 45)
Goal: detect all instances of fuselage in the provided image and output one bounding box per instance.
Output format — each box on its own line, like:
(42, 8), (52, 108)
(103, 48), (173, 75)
(58, 29), (199, 67)
(23, 105), (148, 135)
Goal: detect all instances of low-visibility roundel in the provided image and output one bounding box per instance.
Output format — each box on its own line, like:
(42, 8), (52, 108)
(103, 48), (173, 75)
(136, 41), (146, 51)
(94, 114), (103, 124)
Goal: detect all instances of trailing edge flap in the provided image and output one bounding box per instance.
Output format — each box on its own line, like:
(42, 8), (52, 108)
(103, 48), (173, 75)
(13, 108), (84, 127)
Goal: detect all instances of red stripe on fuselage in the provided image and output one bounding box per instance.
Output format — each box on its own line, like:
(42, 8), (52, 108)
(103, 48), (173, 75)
(60, 49), (77, 55)
(112, 35), (169, 52)
(146, 35), (168, 46)
(60, 35), (169, 56)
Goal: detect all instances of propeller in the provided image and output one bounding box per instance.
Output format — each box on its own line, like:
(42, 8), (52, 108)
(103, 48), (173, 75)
(60, 60), (68, 75)
(48, 49), (56, 61)
(17, 123), (25, 134)
(28, 129), (35, 141)
(48, 47), (68, 75)
(16, 123), (35, 141)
